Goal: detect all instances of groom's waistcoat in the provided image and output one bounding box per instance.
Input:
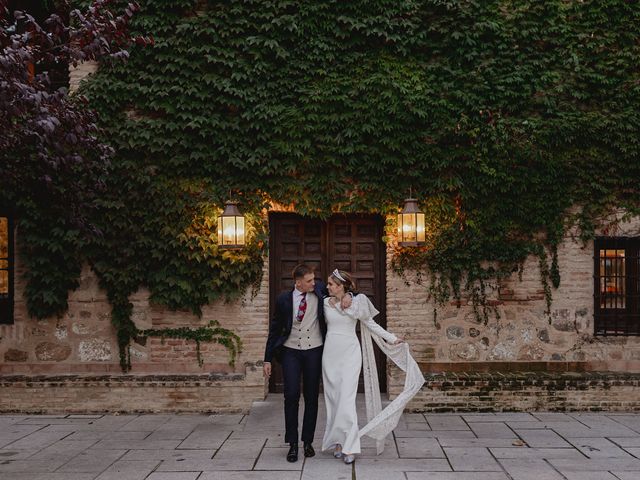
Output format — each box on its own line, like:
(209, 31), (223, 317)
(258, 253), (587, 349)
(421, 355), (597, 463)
(283, 292), (323, 350)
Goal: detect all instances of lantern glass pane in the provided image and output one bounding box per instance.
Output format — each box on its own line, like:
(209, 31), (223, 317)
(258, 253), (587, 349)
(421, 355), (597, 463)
(217, 217), (223, 244)
(222, 216), (236, 244)
(236, 217), (245, 245)
(416, 213), (426, 242)
(396, 214), (402, 237)
(403, 213), (416, 242)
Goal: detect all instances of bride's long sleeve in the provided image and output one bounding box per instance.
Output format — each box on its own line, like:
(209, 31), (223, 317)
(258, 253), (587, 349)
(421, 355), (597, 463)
(343, 294), (397, 343)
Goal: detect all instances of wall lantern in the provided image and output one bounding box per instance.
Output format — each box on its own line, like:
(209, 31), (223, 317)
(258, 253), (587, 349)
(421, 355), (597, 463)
(397, 197), (426, 246)
(217, 201), (245, 249)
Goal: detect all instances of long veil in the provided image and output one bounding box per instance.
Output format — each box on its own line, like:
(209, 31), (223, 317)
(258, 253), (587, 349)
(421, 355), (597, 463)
(357, 296), (426, 454)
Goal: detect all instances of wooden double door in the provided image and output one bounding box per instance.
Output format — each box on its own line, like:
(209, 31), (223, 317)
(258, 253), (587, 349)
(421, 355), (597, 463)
(268, 213), (387, 393)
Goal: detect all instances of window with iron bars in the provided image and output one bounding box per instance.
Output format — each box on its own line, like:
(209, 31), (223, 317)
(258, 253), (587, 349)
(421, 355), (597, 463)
(594, 237), (640, 336)
(0, 214), (14, 325)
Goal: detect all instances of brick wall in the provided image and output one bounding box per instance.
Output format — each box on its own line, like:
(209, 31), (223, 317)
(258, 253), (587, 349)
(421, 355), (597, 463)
(2, 209), (640, 413)
(0, 366), (264, 413)
(408, 372), (640, 412)
(385, 214), (640, 405)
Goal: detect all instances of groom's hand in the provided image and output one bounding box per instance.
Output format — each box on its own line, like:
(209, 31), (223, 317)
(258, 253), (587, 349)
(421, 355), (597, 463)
(340, 293), (353, 309)
(263, 362), (272, 378)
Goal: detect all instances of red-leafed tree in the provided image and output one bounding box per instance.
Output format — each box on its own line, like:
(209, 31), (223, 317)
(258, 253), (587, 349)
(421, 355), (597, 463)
(0, 0), (149, 227)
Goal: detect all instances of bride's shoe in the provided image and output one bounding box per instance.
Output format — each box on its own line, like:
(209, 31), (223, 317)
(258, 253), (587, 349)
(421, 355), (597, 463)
(343, 453), (355, 464)
(333, 444), (343, 458)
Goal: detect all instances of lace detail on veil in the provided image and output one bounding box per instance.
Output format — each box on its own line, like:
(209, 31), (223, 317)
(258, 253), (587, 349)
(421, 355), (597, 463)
(353, 295), (425, 455)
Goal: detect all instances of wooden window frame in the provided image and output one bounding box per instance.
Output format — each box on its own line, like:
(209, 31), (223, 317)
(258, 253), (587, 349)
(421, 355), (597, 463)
(0, 213), (15, 325)
(594, 237), (640, 336)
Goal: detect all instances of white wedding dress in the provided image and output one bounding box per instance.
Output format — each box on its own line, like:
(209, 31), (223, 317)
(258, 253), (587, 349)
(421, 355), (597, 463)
(321, 294), (423, 455)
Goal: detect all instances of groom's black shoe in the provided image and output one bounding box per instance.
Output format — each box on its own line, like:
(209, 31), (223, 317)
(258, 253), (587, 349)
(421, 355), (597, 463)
(287, 443), (298, 463)
(303, 443), (315, 458)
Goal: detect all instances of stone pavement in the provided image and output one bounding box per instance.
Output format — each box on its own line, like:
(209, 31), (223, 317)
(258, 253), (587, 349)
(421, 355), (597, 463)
(2, 394), (640, 479)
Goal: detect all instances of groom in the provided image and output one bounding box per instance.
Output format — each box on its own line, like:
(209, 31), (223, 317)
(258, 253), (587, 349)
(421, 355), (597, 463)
(263, 264), (351, 462)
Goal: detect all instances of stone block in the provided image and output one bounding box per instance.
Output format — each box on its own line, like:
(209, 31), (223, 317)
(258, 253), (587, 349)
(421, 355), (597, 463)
(35, 342), (72, 361)
(450, 342), (479, 361)
(446, 326), (465, 339)
(4, 348), (28, 362)
(79, 339), (112, 362)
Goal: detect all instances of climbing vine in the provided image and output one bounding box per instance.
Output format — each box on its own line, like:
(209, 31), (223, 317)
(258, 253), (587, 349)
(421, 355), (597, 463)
(9, 0), (640, 368)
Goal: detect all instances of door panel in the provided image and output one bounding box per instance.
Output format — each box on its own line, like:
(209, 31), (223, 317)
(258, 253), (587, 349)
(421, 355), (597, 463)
(268, 213), (387, 393)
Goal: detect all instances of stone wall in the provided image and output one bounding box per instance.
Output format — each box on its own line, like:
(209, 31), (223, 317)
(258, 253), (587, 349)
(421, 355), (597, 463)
(0, 237), (270, 412)
(385, 215), (640, 401)
(2, 212), (640, 413)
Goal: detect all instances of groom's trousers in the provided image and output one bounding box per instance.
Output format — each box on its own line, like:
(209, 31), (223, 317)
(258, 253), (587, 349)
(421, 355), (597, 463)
(281, 345), (323, 444)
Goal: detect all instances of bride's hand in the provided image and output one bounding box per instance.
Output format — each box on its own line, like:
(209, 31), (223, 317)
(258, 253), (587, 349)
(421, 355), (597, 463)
(391, 338), (404, 345)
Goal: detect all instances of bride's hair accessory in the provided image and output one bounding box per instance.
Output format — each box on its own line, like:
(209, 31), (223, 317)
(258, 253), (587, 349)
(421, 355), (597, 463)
(332, 269), (347, 283)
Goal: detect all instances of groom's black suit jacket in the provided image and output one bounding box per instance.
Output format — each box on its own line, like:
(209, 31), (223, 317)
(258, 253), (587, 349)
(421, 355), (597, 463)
(263, 281), (328, 363)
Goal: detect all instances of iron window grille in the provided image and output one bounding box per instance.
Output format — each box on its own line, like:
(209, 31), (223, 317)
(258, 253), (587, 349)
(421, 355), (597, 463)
(594, 237), (640, 336)
(0, 213), (14, 325)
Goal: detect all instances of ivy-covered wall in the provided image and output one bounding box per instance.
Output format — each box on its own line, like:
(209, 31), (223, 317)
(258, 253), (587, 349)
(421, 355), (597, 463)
(9, 0), (640, 373)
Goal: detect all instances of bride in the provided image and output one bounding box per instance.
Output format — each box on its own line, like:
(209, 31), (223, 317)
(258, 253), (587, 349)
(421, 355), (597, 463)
(321, 269), (424, 464)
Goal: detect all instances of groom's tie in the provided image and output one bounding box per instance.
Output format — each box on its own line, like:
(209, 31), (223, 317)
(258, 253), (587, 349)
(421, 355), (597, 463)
(296, 293), (307, 322)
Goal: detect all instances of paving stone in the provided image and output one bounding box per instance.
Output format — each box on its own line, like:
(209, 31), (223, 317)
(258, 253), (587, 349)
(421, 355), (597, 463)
(612, 473), (640, 480)
(440, 438), (525, 448)
(199, 473), (301, 480)
(300, 458), (353, 480)
(608, 437), (640, 447)
(499, 458), (565, 479)
(425, 415), (469, 431)
(567, 415), (640, 437)
(531, 413), (575, 422)
(65, 430), (151, 441)
(469, 423), (518, 438)
(94, 459), (160, 480)
(512, 429), (573, 448)
(403, 413), (428, 423)
(462, 414), (536, 422)
(506, 421), (554, 430)
(146, 428), (195, 441)
(92, 439), (181, 450)
(354, 457), (451, 472)
(548, 457), (640, 471)
(214, 438), (264, 460)
(0, 458), (69, 473)
(562, 473), (619, 480)
(156, 457), (255, 471)
(393, 429), (476, 439)
(489, 447), (584, 459)
(0, 474), (96, 480)
(443, 447), (501, 472)
(254, 447), (302, 470)
(567, 437), (634, 458)
(207, 414), (245, 426)
(406, 473), (510, 480)
(146, 474), (200, 480)
(396, 438), (445, 458)
(0, 448), (38, 460)
(177, 426), (233, 450)
(0, 425), (47, 448)
(3, 429), (71, 450)
(120, 448), (214, 461)
(56, 449), (127, 473)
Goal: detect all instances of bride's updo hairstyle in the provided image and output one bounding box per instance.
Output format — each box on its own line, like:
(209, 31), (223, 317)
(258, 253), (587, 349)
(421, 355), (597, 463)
(330, 269), (356, 293)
